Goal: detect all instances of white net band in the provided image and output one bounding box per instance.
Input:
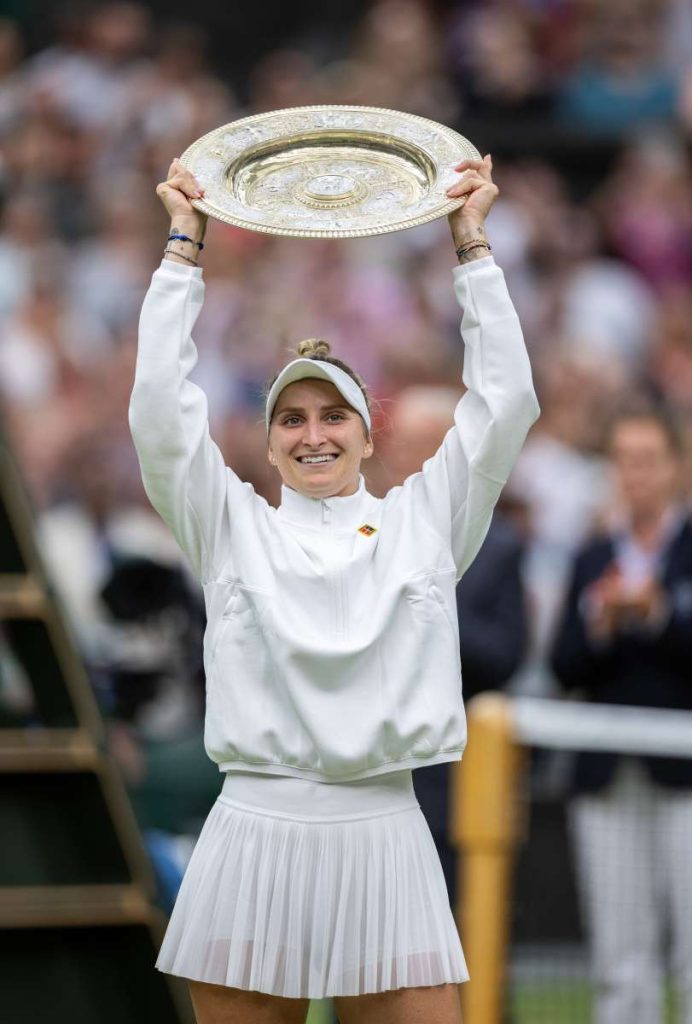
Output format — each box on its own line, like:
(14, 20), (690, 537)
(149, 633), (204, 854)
(511, 697), (692, 759)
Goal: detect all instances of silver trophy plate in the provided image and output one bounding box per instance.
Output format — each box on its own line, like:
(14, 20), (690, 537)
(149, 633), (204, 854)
(180, 105), (481, 239)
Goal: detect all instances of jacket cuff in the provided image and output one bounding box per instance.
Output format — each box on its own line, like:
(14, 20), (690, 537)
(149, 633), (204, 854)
(451, 254), (496, 279)
(157, 257), (203, 280)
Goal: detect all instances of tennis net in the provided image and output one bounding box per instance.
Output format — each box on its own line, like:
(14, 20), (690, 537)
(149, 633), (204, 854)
(503, 697), (692, 1024)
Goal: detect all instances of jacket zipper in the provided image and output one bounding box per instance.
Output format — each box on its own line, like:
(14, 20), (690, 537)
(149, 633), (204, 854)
(321, 501), (346, 636)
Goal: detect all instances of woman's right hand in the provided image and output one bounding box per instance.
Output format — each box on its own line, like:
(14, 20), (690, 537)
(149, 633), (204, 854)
(155, 157), (208, 241)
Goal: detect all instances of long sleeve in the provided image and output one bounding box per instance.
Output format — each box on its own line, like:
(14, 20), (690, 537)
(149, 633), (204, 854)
(403, 256), (541, 578)
(128, 260), (250, 583)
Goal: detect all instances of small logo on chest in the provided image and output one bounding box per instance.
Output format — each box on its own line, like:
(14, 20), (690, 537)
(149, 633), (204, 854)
(358, 523), (378, 537)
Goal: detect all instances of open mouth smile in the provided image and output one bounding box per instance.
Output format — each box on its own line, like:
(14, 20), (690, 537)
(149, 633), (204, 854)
(296, 454), (340, 465)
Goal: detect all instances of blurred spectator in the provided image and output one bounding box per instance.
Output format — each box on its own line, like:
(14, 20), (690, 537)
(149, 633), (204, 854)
(0, 188), (66, 315)
(508, 350), (614, 694)
(69, 172), (159, 338)
(350, 0), (457, 121)
(35, 431), (191, 677)
(551, 400), (692, 1023)
(3, 111), (94, 239)
(557, 1), (681, 136)
(248, 48), (320, 114)
(595, 135), (692, 293)
(0, 261), (111, 408)
(449, 7), (555, 132)
(99, 555), (205, 736)
(25, 2), (151, 131)
(560, 255), (657, 374)
(114, 21), (237, 174)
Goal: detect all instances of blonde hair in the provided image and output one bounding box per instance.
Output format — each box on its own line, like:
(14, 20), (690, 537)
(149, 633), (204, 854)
(296, 337), (331, 359)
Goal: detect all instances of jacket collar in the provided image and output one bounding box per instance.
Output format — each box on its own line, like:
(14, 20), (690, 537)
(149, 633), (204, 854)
(278, 473), (371, 530)
(613, 504), (688, 556)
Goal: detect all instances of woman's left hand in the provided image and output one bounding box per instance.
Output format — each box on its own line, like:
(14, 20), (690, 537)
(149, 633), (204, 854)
(446, 154), (499, 248)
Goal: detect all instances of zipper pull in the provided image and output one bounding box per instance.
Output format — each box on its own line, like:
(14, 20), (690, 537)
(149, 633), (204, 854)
(322, 501), (331, 525)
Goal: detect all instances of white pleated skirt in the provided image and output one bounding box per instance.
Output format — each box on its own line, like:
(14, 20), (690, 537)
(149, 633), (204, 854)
(155, 767), (468, 999)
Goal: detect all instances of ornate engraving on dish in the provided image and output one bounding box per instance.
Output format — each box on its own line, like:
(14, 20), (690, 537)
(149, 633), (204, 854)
(295, 173), (367, 210)
(180, 106), (481, 239)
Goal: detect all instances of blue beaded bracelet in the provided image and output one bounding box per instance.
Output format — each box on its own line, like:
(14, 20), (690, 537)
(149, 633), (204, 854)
(168, 233), (205, 250)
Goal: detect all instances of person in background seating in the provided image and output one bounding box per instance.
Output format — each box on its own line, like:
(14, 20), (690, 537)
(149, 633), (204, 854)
(551, 399), (692, 1024)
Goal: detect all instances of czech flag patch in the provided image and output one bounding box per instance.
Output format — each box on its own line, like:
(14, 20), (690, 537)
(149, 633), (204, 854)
(358, 523), (377, 536)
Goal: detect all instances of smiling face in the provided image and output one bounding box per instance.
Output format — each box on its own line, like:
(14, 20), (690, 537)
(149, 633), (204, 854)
(268, 378), (373, 498)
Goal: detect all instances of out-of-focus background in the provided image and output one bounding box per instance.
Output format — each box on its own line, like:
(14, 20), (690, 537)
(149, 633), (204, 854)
(1, 1), (691, 1022)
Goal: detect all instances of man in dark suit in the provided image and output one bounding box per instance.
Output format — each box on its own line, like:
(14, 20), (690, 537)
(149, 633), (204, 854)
(551, 400), (692, 1024)
(382, 385), (529, 907)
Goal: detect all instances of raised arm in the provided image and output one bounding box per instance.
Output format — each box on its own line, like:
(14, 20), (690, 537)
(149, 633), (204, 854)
(402, 155), (541, 577)
(128, 160), (249, 582)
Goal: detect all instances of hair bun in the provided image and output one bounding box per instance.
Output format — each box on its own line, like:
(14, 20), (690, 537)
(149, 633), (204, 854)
(296, 337), (331, 359)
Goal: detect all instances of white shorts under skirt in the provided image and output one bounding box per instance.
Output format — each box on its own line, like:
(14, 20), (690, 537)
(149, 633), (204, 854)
(155, 767), (469, 999)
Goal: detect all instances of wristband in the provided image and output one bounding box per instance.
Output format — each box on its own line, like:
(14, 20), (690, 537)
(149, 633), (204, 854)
(167, 233), (205, 250)
(164, 247), (198, 265)
(455, 240), (492, 260)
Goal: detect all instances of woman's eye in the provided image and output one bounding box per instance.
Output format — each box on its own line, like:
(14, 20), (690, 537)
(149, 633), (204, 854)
(280, 413), (344, 425)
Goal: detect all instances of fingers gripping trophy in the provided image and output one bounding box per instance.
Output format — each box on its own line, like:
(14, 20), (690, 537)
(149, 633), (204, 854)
(129, 108), (539, 1024)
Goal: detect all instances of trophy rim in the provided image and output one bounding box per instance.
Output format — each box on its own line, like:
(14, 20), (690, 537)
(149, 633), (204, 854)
(179, 104), (481, 239)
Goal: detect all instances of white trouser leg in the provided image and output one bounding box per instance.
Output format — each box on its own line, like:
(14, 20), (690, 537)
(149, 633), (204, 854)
(657, 785), (692, 1024)
(569, 759), (664, 1024)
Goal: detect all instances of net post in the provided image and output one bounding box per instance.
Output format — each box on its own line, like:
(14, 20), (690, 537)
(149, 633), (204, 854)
(450, 692), (522, 1024)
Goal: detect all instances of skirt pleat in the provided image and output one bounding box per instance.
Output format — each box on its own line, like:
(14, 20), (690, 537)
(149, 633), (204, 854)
(156, 777), (469, 999)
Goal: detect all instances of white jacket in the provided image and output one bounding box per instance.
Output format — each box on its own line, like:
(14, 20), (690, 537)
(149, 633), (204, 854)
(129, 256), (540, 782)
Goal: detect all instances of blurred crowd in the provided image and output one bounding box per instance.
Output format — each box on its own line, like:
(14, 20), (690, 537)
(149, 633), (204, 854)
(0, 0), (691, 893)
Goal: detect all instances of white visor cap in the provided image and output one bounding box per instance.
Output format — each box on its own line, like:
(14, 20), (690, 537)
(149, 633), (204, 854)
(265, 358), (371, 433)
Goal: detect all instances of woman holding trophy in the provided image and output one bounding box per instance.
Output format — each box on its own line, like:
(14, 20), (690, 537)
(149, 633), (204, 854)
(129, 124), (539, 1023)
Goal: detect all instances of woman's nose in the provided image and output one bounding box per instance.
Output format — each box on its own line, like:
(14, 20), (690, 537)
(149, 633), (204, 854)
(303, 419), (326, 446)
